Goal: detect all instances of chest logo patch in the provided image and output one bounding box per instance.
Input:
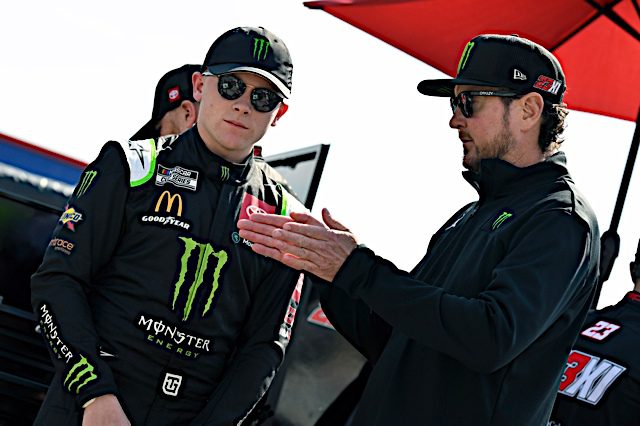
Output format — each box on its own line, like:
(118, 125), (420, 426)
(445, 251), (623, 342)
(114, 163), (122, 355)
(239, 193), (276, 221)
(491, 210), (514, 230)
(156, 164), (199, 191)
(172, 237), (228, 321)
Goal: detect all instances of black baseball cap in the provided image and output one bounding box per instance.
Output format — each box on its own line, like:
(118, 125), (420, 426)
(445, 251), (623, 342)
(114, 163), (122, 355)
(417, 34), (566, 103)
(202, 26), (293, 98)
(131, 64), (201, 140)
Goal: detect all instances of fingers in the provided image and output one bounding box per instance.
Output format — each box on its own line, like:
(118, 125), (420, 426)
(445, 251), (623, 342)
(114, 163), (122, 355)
(250, 242), (288, 263)
(322, 208), (350, 232)
(289, 211), (326, 227)
(282, 221), (331, 241)
(244, 213), (293, 227)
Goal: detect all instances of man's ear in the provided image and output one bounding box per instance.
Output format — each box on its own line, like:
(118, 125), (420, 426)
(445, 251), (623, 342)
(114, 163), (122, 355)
(192, 72), (204, 102)
(271, 103), (289, 127)
(519, 92), (544, 130)
(182, 100), (198, 127)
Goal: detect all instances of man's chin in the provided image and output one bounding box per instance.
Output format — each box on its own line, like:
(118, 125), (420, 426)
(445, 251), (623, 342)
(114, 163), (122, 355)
(462, 156), (477, 172)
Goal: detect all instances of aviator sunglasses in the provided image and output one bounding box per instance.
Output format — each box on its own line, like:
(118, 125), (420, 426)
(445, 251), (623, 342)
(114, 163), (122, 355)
(202, 72), (283, 113)
(450, 91), (520, 118)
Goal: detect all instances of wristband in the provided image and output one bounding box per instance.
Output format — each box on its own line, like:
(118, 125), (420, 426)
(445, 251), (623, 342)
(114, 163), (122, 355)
(82, 398), (96, 409)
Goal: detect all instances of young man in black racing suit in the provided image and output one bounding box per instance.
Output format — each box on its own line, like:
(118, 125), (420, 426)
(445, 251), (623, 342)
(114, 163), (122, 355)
(31, 26), (304, 426)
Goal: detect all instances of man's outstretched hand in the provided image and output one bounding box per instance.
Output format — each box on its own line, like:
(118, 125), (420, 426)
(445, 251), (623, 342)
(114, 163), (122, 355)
(237, 208), (358, 282)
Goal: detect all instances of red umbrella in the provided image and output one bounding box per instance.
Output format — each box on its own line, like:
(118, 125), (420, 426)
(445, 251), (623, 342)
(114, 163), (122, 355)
(304, 0), (640, 303)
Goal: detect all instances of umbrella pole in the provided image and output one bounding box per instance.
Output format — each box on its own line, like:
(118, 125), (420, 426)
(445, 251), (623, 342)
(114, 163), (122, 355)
(592, 107), (640, 308)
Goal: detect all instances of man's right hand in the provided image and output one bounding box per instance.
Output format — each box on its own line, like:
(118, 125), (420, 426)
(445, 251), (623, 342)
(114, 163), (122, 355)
(82, 394), (130, 426)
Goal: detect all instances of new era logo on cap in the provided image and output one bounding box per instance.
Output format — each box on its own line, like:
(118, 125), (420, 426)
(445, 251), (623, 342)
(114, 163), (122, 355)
(168, 86), (181, 103)
(513, 69), (527, 81)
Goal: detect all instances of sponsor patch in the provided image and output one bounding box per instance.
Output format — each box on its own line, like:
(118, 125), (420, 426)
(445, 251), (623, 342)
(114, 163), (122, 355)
(155, 164), (199, 191)
(239, 193), (276, 221)
(140, 191), (191, 231)
(490, 210), (513, 231)
(172, 237), (228, 321)
(279, 275), (304, 344)
(580, 320), (621, 341)
(137, 313), (213, 359)
(231, 231), (252, 248)
(39, 303), (74, 363)
(168, 86), (181, 103)
(533, 75), (562, 95)
(160, 371), (184, 398)
(307, 305), (335, 330)
(59, 205), (83, 232)
(76, 170), (97, 197)
(64, 355), (98, 394)
(49, 237), (75, 255)
(558, 349), (626, 405)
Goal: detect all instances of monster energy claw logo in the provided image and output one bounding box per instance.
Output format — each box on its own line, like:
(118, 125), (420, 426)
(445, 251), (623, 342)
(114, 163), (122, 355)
(221, 166), (230, 181)
(64, 355), (97, 394)
(76, 170), (97, 197)
(253, 38), (270, 60)
(173, 237), (228, 321)
(492, 211), (513, 230)
(457, 41), (475, 73)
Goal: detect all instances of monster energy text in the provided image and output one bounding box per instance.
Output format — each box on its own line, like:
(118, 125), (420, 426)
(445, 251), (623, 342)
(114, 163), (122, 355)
(173, 237), (228, 321)
(253, 38), (270, 60)
(39, 303), (74, 363)
(64, 355), (97, 394)
(138, 314), (212, 359)
(76, 170), (97, 197)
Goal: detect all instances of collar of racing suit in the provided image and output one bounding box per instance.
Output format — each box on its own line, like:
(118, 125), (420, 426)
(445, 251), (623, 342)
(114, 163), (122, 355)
(179, 124), (255, 185)
(462, 151), (570, 201)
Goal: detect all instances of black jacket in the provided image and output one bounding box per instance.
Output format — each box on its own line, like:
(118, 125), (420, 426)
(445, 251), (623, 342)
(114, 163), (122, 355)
(549, 291), (640, 426)
(318, 153), (599, 425)
(31, 127), (303, 425)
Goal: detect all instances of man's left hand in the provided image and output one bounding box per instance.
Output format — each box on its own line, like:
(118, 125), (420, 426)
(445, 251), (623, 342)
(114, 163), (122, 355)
(238, 208), (358, 282)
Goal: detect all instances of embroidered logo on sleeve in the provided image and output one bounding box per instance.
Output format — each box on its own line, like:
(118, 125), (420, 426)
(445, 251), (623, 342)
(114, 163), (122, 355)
(558, 349), (626, 405)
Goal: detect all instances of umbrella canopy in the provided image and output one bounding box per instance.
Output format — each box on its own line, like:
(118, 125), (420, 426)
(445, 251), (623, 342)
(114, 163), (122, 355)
(304, 0), (640, 303)
(304, 0), (639, 122)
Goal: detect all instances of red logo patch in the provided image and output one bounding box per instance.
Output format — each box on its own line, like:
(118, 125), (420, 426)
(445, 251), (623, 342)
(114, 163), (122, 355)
(239, 193), (276, 221)
(580, 320), (621, 341)
(533, 75), (562, 95)
(307, 305), (335, 330)
(168, 86), (181, 103)
(558, 349), (626, 405)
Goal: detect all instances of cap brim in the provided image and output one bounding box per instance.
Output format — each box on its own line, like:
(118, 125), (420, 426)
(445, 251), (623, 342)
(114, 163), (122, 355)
(417, 77), (505, 97)
(130, 118), (158, 141)
(207, 64), (291, 98)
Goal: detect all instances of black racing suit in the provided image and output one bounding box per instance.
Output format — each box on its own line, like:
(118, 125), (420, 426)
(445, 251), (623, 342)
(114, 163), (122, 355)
(317, 153), (600, 425)
(549, 291), (640, 426)
(31, 127), (304, 425)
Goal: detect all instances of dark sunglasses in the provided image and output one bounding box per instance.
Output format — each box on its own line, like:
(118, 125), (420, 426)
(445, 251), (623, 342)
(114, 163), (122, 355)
(202, 72), (283, 113)
(450, 91), (520, 118)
